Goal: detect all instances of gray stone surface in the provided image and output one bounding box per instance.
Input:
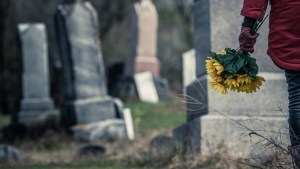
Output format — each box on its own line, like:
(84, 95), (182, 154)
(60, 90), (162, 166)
(199, 115), (289, 156)
(185, 78), (208, 121)
(72, 108), (135, 142)
(0, 145), (21, 163)
(72, 119), (127, 142)
(134, 72), (159, 103)
(62, 97), (116, 125)
(17, 23), (54, 126)
(186, 73), (288, 118)
(174, 0), (289, 156)
(183, 72), (289, 155)
(194, 0), (280, 77)
(191, 0), (288, 117)
(55, 0), (116, 126)
(153, 77), (171, 99)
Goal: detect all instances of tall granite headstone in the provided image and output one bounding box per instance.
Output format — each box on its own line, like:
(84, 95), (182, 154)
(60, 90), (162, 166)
(17, 23), (55, 126)
(173, 0), (289, 155)
(55, 0), (116, 127)
(125, 0), (160, 77)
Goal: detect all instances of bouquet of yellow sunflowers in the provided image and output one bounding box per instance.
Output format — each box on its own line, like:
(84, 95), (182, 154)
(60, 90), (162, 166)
(206, 13), (268, 95)
(206, 49), (265, 95)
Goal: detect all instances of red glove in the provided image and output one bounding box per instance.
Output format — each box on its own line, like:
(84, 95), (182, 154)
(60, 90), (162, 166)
(239, 27), (259, 53)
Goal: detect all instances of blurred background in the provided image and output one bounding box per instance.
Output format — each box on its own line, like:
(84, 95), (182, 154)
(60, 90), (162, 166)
(1, 0), (290, 168)
(0, 0), (193, 114)
(0, 0), (203, 168)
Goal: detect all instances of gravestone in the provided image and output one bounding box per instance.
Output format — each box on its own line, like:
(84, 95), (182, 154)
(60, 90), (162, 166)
(182, 49), (196, 93)
(125, 0), (160, 77)
(17, 23), (55, 126)
(134, 72), (159, 103)
(72, 108), (134, 141)
(123, 108), (135, 140)
(55, 0), (116, 127)
(173, 0), (289, 155)
(0, 145), (21, 163)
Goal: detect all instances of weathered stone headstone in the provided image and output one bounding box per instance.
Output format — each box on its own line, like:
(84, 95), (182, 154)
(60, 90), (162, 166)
(72, 108), (134, 141)
(134, 72), (159, 103)
(125, 0), (160, 77)
(182, 49), (196, 92)
(123, 108), (135, 140)
(17, 23), (55, 126)
(55, 0), (116, 126)
(173, 0), (289, 155)
(0, 145), (21, 163)
(72, 119), (127, 142)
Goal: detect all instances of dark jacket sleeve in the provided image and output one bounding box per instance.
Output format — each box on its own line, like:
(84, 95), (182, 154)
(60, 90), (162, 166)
(242, 17), (256, 28)
(241, 0), (268, 20)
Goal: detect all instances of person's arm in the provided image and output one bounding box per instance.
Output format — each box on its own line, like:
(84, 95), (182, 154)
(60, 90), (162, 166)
(239, 0), (268, 53)
(241, 0), (268, 20)
(242, 17), (256, 28)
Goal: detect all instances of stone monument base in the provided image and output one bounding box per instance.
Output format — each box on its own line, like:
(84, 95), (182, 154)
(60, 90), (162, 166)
(173, 72), (290, 156)
(173, 115), (289, 157)
(18, 110), (58, 127)
(18, 98), (55, 127)
(21, 98), (54, 111)
(62, 97), (116, 127)
(200, 115), (289, 156)
(18, 110), (59, 127)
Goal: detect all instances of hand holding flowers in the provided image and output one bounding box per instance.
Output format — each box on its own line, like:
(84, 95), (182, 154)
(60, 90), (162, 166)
(206, 49), (265, 95)
(205, 11), (268, 95)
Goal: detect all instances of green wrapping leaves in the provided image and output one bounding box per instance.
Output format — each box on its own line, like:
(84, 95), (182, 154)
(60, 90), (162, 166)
(242, 54), (258, 79)
(224, 50), (246, 75)
(209, 48), (259, 79)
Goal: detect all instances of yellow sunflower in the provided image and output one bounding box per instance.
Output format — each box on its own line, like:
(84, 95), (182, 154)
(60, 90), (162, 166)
(205, 59), (223, 82)
(237, 82), (257, 93)
(213, 62), (224, 75)
(209, 81), (227, 95)
(253, 76), (265, 87)
(237, 76), (265, 94)
(236, 74), (252, 85)
(224, 76), (240, 88)
(217, 49), (227, 56)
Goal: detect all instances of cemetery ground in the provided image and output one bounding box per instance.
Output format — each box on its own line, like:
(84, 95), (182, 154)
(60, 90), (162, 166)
(0, 99), (251, 169)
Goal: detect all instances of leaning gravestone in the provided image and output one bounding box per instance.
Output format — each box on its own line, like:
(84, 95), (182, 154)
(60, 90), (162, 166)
(72, 108), (134, 141)
(134, 72), (159, 103)
(173, 0), (289, 156)
(17, 23), (55, 127)
(125, 0), (160, 77)
(55, 0), (116, 126)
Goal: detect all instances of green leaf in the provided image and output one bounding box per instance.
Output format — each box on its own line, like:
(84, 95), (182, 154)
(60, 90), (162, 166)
(223, 51), (247, 74)
(209, 51), (218, 60)
(242, 54), (258, 79)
